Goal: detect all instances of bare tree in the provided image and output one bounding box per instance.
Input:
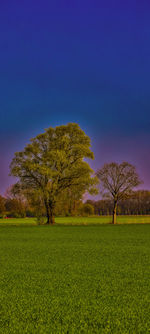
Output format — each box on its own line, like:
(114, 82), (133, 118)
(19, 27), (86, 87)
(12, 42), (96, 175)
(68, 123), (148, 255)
(96, 162), (142, 224)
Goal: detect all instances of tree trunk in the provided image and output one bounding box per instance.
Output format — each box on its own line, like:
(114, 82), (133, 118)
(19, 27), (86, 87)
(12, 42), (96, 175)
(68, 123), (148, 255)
(112, 201), (117, 224)
(46, 210), (55, 225)
(45, 199), (55, 225)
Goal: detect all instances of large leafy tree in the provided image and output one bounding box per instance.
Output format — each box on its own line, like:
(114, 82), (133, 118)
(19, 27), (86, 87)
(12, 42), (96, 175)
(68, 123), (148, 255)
(10, 123), (98, 224)
(96, 162), (141, 224)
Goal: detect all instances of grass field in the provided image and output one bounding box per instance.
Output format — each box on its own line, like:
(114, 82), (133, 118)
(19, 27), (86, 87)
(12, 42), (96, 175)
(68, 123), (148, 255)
(0, 223), (150, 333)
(1, 215), (150, 226)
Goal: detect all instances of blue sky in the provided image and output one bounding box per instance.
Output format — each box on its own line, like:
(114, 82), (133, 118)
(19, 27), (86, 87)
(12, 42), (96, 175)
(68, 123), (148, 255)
(0, 0), (150, 193)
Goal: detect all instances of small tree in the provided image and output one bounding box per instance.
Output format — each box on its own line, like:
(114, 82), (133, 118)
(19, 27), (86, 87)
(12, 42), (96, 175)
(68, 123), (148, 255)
(0, 195), (5, 217)
(5, 198), (26, 218)
(10, 123), (98, 224)
(80, 203), (95, 216)
(96, 162), (141, 224)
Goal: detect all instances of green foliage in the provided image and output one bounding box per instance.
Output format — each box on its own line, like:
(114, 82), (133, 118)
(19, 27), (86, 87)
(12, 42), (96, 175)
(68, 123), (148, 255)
(0, 195), (5, 217)
(0, 224), (150, 333)
(10, 123), (98, 224)
(79, 203), (95, 216)
(54, 189), (83, 216)
(5, 198), (26, 218)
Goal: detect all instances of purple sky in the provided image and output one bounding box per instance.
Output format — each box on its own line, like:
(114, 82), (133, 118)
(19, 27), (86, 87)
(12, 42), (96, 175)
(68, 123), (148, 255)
(0, 0), (150, 194)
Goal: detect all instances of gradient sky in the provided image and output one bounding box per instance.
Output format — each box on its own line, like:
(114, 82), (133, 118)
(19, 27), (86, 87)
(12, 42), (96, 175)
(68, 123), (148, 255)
(0, 0), (150, 194)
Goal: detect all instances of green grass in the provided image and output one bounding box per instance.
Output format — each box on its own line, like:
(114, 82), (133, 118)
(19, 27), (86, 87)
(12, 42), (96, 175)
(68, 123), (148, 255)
(1, 215), (150, 226)
(0, 224), (150, 333)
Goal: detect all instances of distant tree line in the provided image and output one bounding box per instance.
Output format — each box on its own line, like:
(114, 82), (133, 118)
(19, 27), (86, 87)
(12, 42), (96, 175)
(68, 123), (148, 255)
(0, 191), (94, 218)
(0, 190), (150, 219)
(86, 190), (150, 216)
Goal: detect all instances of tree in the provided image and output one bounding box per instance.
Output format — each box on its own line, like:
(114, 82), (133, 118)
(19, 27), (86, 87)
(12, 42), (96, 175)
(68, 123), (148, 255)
(96, 162), (141, 224)
(0, 195), (5, 217)
(5, 198), (26, 218)
(5, 184), (27, 218)
(10, 123), (98, 224)
(54, 188), (83, 216)
(80, 203), (95, 216)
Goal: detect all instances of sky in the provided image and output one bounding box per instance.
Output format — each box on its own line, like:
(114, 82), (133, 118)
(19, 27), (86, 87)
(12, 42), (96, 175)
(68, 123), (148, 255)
(0, 0), (150, 194)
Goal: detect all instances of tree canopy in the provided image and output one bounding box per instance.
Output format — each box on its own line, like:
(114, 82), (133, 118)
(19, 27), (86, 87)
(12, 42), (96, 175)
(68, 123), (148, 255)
(10, 123), (98, 224)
